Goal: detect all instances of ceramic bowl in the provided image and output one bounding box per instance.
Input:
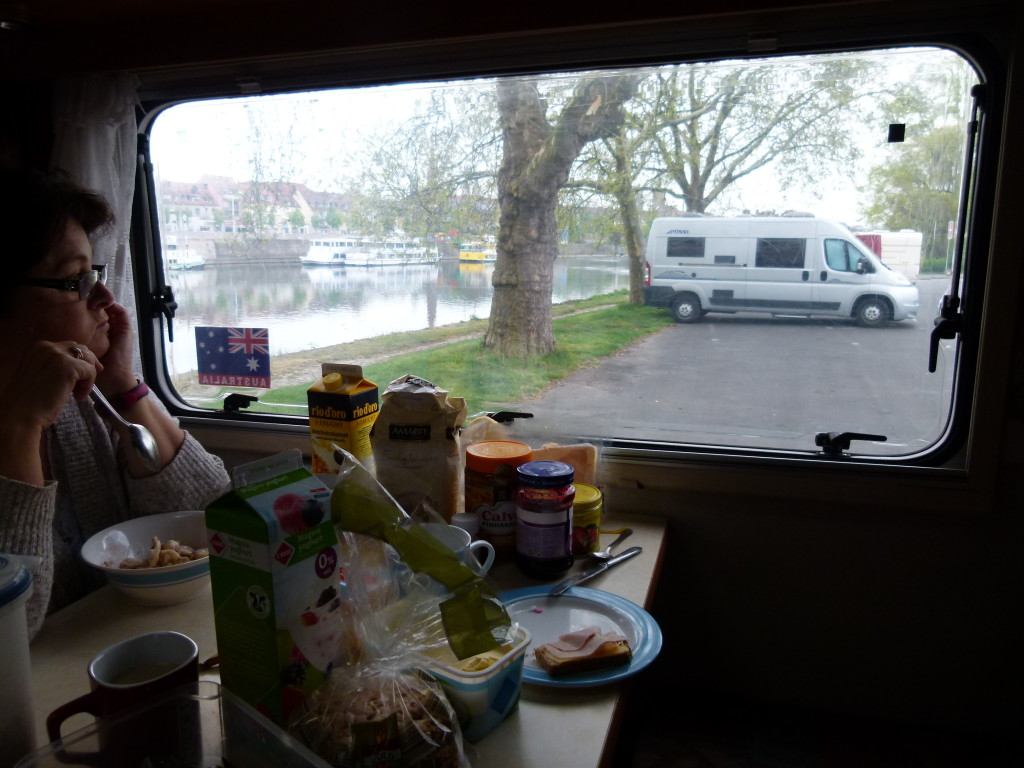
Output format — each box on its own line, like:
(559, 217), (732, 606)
(80, 510), (210, 606)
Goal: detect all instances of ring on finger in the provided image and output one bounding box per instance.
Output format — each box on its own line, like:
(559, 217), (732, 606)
(71, 346), (84, 359)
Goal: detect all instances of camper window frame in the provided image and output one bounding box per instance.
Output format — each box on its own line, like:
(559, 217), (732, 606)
(128, 6), (1013, 507)
(667, 237), (706, 259)
(754, 238), (807, 269)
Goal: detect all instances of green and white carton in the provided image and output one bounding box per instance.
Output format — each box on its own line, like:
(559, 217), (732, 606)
(206, 449), (343, 727)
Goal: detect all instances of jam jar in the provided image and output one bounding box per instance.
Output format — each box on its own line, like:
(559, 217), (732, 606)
(514, 460), (575, 579)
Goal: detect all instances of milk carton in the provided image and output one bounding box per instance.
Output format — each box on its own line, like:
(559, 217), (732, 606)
(206, 450), (344, 727)
(307, 364), (379, 475)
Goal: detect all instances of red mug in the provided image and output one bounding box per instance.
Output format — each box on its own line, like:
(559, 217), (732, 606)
(45, 631), (199, 767)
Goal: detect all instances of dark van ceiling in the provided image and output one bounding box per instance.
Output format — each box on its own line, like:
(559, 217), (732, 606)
(1, 1), (666, 74)
(1, 1), (1011, 80)
(0, 0), (878, 76)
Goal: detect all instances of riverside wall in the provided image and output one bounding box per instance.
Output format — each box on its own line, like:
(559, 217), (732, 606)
(165, 231), (307, 264)
(211, 236), (307, 264)
(165, 231), (617, 264)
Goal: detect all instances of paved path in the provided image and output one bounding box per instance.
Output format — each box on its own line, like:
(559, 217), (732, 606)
(499, 276), (951, 456)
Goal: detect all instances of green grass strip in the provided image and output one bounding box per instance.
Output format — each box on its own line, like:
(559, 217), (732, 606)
(251, 296), (672, 415)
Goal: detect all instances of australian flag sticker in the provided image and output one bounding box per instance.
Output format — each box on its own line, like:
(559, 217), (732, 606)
(196, 327), (271, 388)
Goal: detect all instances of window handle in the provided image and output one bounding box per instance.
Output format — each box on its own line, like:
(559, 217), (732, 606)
(152, 285), (178, 343)
(485, 411), (534, 424)
(929, 295), (964, 373)
(224, 393), (258, 413)
(814, 431), (887, 457)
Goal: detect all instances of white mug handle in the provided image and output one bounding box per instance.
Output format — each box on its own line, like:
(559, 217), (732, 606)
(468, 540), (495, 575)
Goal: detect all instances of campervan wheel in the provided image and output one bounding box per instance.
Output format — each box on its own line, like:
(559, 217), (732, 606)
(671, 293), (704, 323)
(854, 297), (892, 327)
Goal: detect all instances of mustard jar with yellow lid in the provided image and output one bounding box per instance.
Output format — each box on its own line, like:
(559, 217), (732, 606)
(571, 482), (603, 555)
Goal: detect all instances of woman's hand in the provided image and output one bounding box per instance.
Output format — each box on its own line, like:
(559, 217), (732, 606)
(6, 341), (99, 429)
(94, 302), (138, 397)
(91, 302), (187, 477)
(0, 341), (99, 485)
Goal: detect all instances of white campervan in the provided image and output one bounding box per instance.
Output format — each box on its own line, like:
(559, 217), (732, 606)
(643, 215), (919, 326)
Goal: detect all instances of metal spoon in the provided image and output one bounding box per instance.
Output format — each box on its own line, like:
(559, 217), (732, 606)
(589, 528), (633, 561)
(90, 387), (161, 472)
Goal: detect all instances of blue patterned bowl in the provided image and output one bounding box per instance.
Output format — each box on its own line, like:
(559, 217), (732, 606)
(80, 510), (210, 606)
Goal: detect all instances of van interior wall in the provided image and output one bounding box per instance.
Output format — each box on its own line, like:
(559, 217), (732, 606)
(0, 80), (54, 171)
(612, 480), (1023, 735)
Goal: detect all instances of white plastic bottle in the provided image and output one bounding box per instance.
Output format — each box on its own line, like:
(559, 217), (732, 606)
(0, 554), (36, 765)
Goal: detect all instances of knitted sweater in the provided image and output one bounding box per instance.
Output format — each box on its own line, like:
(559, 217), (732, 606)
(0, 396), (230, 639)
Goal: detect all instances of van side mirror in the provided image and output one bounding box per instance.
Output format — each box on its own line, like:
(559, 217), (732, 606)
(856, 257), (872, 274)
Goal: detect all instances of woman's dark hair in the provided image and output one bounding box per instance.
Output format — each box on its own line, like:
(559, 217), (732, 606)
(0, 166), (115, 311)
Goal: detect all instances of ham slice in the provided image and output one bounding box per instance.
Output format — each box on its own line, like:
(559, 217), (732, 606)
(533, 625), (632, 675)
(545, 626), (615, 657)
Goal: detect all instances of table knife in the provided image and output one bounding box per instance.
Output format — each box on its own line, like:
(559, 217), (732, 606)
(549, 546), (642, 596)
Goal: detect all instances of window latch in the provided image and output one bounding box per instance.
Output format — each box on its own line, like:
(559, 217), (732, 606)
(814, 431), (887, 457)
(152, 285), (178, 343)
(485, 411), (534, 424)
(224, 394), (258, 413)
(928, 295), (964, 373)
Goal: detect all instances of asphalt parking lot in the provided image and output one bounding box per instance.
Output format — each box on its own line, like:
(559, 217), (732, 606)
(503, 276), (954, 457)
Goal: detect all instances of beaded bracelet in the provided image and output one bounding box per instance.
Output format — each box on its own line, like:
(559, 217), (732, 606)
(110, 379), (151, 411)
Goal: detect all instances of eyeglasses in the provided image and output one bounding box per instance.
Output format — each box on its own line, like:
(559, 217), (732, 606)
(20, 265), (107, 300)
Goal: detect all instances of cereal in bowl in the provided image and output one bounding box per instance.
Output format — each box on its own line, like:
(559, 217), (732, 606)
(109, 536), (209, 569)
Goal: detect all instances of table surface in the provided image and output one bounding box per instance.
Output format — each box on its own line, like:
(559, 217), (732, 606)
(29, 512), (666, 768)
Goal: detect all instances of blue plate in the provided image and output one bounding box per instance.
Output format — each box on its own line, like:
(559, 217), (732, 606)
(499, 586), (662, 687)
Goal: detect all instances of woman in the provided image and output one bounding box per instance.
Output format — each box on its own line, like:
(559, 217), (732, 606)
(0, 167), (229, 638)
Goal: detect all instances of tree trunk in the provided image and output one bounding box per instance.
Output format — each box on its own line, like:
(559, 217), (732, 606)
(610, 145), (646, 304)
(486, 187), (560, 356)
(617, 192), (646, 304)
(485, 74), (640, 357)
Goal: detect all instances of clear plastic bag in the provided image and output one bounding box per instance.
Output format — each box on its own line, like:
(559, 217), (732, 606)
(289, 448), (515, 767)
(290, 666), (465, 768)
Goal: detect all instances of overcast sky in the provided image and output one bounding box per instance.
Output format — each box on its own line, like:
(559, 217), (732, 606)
(149, 47), (971, 229)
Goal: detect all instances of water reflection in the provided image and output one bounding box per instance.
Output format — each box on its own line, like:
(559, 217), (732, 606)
(166, 256), (628, 375)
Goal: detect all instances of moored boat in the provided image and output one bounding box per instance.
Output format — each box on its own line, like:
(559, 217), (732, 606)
(164, 236), (206, 270)
(458, 241), (497, 263)
(301, 237), (366, 265)
(345, 237), (439, 267)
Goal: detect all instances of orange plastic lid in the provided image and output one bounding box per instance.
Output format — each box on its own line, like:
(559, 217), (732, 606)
(466, 441), (533, 472)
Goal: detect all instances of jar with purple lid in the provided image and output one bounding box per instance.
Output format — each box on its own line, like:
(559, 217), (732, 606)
(514, 461), (575, 579)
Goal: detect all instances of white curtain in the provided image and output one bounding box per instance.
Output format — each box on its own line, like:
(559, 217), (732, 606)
(49, 72), (142, 369)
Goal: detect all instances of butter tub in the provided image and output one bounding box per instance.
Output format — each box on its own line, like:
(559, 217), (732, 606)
(428, 625), (530, 742)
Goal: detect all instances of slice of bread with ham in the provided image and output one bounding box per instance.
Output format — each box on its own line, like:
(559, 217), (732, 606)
(533, 625), (632, 676)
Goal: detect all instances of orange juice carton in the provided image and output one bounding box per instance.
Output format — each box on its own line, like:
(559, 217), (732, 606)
(307, 364), (379, 475)
(206, 449), (344, 727)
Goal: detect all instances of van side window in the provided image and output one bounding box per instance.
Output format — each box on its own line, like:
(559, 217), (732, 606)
(755, 238), (805, 268)
(824, 239), (857, 272)
(141, 44), (980, 464)
(667, 237), (705, 258)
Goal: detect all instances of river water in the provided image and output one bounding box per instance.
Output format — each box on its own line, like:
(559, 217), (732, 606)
(165, 255), (630, 376)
